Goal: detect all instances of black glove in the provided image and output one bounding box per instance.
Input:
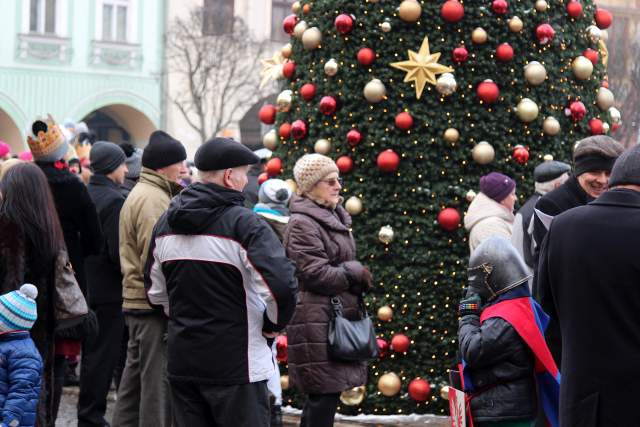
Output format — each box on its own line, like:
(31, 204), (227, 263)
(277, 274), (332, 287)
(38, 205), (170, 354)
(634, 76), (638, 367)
(458, 294), (481, 317)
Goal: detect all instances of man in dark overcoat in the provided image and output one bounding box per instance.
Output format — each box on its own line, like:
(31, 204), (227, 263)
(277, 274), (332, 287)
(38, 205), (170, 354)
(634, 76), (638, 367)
(536, 144), (640, 426)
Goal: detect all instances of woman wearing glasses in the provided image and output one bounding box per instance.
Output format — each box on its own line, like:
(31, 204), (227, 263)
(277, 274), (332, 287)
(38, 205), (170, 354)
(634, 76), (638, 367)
(284, 154), (373, 427)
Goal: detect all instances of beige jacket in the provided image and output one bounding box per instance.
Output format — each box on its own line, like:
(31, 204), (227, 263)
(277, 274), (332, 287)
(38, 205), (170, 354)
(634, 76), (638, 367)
(119, 168), (183, 311)
(464, 192), (515, 254)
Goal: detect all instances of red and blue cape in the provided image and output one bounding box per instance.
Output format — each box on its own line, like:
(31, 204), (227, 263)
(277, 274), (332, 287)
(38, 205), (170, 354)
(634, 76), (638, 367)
(460, 285), (560, 427)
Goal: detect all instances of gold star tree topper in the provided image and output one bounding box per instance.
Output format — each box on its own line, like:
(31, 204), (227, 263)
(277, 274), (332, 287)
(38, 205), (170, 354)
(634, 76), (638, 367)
(390, 36), (454, 99)
(259, 50), (286, 89)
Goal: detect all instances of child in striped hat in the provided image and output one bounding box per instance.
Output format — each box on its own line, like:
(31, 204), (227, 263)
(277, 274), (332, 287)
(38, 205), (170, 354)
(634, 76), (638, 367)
(0, 284), (43, 427)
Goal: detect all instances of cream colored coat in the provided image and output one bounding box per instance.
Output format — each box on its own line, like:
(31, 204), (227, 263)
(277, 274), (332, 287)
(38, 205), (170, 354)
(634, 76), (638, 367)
(464, 192), (515, 254)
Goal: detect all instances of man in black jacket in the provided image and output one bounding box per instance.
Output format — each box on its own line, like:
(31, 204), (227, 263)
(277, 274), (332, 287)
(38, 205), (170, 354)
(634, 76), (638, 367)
(537, 144), (640, 426)
(79, 141), (128, 427)
(144, 138), (297, 427)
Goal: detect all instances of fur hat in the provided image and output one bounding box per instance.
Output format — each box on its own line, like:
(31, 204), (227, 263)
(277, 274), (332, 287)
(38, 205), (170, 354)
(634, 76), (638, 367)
(26, 115), (70, 162)
(0, 284), (38, 333)
(293, 154), (339, 194)
(480, 172), (516, 202)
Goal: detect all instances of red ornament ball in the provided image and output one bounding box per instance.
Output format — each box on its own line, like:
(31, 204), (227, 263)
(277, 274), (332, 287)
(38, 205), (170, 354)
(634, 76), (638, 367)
(513, 145), (530, 165)
(336, 156), (354, 174)
(282, 14), (298, 35)
(258, 172), (269, 185)
(536, 23), (555, 44)
(334, 13), (354, 34)
(408, 378), (432, 402)
(395, 112), (413, 130)
(583, 48), (599, 66)
(258, 104), (277, 125)
(589, 118), (604, 135)
(377, 150), (400, 173)
(266, 158), (283, 177)
(279, 123), (292, 139)
(300, 83), (317, 101)
(495, 43), (514, 62)
(437, 208), (461, 231)
(611, 122), (621, 133)
(282, 61), (296, 79)
(391, 333), (410, 353)
(347, 129), (362, 146)
(441, 0), (464, 23)
(319, 96), (337, 115)
(453, 46), (469, 63)
(601, 80), (609, 89)
(275, 335), (288, 362)
(566, 1), (583, 18)
(291, 120), (308, 140)
(357, 48), (376, 66)
(595, 8), (613, 29)
(492, 0), (508, 14)
(377, 338), (389, 359)
(477, 80), (500, 104)
(569, 101), (587, 121)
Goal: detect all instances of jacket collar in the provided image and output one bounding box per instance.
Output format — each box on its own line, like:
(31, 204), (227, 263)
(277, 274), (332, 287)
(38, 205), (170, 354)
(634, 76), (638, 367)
(566, 175), (593, 205)
(139, 167), (183, 197)
(89, 173), (120, 189)
(289, 195), (351, 232)
(590, 188), (640, 209)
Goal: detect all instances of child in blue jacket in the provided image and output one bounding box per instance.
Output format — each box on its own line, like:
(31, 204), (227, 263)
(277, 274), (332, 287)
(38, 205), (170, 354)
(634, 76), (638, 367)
(0, 284), (43, 427)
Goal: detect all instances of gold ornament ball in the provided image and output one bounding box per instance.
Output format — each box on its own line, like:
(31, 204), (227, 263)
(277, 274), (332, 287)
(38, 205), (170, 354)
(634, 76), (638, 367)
(516, 98), (539, 123)
(378, 225), (394, 245)
(276, 90), (293, 112)
(444, 128), (460, 143)
(597, 87), (615, 110)
(291, 1), (301, 13)
(262, 130), (278, 151)
(535, 0), (548, 12)
(302, 27), (322, 50)
(380, 21), (392, 33)
(293, 20), (308, 39)
(472, 141), (495, 165)
(340, 386), (366, 406)
(572, 56), (594, 80)
(472, 27), (488, 44)
(524, 61), (547, 86)
(587, 25), (601, 43)
(377, 305), (393, 322)
(364, 79), (386, 103)
(543, 154), (554, 162)
(285, 179), (298, 194)
(345, 196), (363, 215)
(399, 0), (422, 23)
(543, 117), (561, 136)
(324, 58), (338, 76)
(314, 138), (331, 155)
(609, 107), (622, 124)
(280, 375), (290, 390)
(378, 372), (402, 397)
(440, 385), (450, 400)
(436, 73), (457, 96)
(509, 16), (524, 33)
(281, 43), (293, 59)
(466, 190), (477, 202)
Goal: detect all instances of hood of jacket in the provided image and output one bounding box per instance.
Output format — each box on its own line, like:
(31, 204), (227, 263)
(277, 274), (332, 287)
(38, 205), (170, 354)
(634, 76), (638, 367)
(138, 167), (183, 198)
(289, 195), (351, 232)
(464, 192), (515, 231)
(166, 182), (245, 234)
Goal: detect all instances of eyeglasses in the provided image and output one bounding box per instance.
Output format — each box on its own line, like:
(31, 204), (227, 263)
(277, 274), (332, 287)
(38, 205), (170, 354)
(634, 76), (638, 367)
(320, 177), (343, 187)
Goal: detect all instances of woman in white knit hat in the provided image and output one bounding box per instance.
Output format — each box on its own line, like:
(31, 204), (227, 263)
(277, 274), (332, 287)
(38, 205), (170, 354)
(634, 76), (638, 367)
(283, 154), (372, 427)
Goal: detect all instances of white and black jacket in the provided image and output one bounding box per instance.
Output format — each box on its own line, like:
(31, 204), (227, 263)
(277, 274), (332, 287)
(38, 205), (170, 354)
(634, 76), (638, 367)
(144, 182), (298, 385)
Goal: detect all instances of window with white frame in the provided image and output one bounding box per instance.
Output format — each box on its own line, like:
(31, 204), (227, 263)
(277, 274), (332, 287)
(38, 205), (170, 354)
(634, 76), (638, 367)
(29, 0), (57, 34)
(101, 0), (129, 42)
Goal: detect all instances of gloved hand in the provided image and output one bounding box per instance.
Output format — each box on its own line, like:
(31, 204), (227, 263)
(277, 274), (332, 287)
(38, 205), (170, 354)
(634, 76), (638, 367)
(458, 293), (482, 317)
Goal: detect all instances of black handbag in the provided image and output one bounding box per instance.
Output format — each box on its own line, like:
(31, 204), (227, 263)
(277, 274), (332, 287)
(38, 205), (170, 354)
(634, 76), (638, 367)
(328, 296), (379, 361)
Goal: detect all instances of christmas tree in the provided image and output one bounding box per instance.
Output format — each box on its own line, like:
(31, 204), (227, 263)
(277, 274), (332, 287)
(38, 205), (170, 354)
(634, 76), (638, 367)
(259, 0), (619, 415)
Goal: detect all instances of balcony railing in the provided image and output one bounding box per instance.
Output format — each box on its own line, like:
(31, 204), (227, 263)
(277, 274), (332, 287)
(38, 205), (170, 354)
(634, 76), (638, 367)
(90, 40), (142, 70)
(16, 33), (72, 64)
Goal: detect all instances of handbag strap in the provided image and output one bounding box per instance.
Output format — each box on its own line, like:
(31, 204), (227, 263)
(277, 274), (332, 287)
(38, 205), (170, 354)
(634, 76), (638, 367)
(330, 297), (343, 318)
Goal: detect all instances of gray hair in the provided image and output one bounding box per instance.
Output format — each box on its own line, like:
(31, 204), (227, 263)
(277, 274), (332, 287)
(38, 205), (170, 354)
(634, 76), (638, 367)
(534, 172), (569, 195)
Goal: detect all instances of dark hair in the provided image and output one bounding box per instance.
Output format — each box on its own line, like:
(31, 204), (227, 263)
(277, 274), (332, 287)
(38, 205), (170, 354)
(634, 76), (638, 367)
(0, 162), (65, 263)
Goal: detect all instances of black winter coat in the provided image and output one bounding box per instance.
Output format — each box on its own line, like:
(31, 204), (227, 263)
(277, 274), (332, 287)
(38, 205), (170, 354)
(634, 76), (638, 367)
(458, 315), (536, 423)
(37, 163), (102, 295)
(537, 189), (640, 427)
(86, 174), (126, 306)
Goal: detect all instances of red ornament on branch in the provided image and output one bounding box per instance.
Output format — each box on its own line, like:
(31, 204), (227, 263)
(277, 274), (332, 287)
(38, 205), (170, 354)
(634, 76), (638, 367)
(589, 118), (604, 135)
(347, 129), (362, 146)
(437, 208), (461, 231)
(595, 8), (613, 29)
(408, 378), (432, 402)
(568, 101), (587, 121)
(377, 338), (390, 359)
(496, 43), (514, 62)
(266, 158), (283, 177)
(357, 48), (376, 66)
(275, 335), (288, 362)
(477, 80), (500, 104)
(453, 46), (469, 63)
(566, 1), (583, 18)
(319, 96), (337, 115)
(395, 112), (414, 130)
(291, 120), (308, 139)
(583, 48), (599, 66)
(279, 123), (292, 139)
(336, 156), (353, 174)
(300, 83), (317, 101)
(601, 80), (609, 89)
(377, 150), (400, 173)
(536, 23), (555, 44)
(513, 145), (530, 165)
(391, 333), (410, 353)
(334, 13), (354, 34)
(492, 0), (508, 15)
(441, 0), (465, 23)
(258, 104), (277, 125)
(282, 14), (298, 35)
(258, 172), (268, 185)
(282, 61), (296, 79)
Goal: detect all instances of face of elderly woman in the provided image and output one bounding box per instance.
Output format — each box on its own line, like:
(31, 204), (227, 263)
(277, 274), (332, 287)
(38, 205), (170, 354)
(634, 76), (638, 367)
(309, 171), (342, 205)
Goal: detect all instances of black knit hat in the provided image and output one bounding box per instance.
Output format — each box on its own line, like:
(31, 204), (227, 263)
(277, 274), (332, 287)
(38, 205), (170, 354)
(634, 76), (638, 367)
(195, 137), (259, 172)
(609, 144), (640, 187)
(90, 141), (126, 175)
(142, 131), (186, 170)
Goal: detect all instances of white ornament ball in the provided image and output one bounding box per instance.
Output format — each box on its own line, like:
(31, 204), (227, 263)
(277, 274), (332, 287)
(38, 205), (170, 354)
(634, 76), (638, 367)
(543, 117), (561, 136)
(262, 129), (277, 150)
(364, 79), (386, 103)
(472, 141), (495, 165)
(324, 58), (338, 76)
(572, 56), (594, 80)
(436, 73), (457, 96)
(276, 89), (293, 112)
(524, 61), (547, 86)
(381, 21), (391, 33)
(597, 87), (615, 110)
(378, 225), (394, 244)
(516, 98), (539, 123)
(345, 196), (364, 215)
(465, 190), (477, 202)
(609, 107), (622, 124)
(293, 20), (308, 39)
(314, 138), (331, 155)
(535, 0), (548, 12)
(587, 25), (602, 43)
(302, 27), (322, 50)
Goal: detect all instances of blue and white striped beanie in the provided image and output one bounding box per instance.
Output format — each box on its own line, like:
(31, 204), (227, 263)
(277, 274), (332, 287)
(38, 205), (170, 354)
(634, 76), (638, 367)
(0, 284), (38, 333)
